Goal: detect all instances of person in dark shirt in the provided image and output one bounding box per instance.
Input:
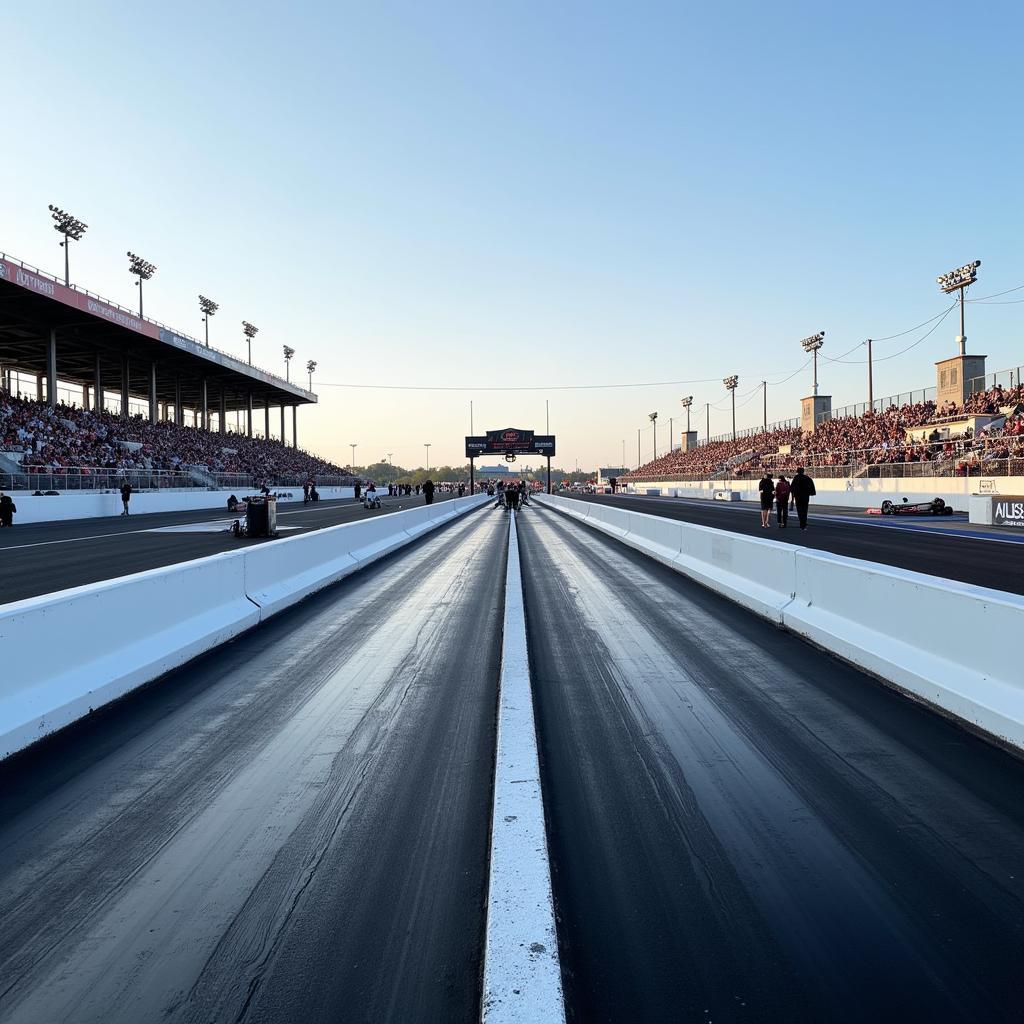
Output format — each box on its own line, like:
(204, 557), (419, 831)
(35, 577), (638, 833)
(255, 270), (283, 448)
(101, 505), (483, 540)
(0, 492), (16, 527)
(789, 467), (817, 530)
(120, 482), (132, 516)
(423, 479), (435, 505)
(758, 473), (775, 528)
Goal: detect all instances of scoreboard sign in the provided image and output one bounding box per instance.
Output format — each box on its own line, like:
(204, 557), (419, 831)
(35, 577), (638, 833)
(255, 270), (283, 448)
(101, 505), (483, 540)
(465, 427), (556, 458)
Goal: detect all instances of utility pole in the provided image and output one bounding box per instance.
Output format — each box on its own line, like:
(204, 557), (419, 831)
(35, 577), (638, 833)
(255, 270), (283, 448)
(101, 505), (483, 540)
(762, 381), (767, 431)
(866, 338), (874, 411)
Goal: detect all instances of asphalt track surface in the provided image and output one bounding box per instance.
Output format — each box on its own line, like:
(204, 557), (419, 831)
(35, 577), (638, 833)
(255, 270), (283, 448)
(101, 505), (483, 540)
(565, 492), (1024, 594)
(517, 504), (1024, 1023)
(0, 508), (505, 1024)
(0, 493), (456, 604)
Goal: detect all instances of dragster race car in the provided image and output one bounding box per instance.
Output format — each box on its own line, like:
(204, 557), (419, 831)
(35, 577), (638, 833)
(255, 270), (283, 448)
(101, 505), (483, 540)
(866, 497), (954, 516)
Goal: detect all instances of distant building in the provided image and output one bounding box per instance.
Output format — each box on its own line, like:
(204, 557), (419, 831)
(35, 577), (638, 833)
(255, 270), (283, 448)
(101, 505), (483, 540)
(597, 466), (629, 486)
(478, 464), (511, 476)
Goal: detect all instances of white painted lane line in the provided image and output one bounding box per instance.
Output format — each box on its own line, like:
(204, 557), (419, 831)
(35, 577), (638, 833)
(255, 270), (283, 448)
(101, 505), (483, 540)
(481, 511), (565, 1024)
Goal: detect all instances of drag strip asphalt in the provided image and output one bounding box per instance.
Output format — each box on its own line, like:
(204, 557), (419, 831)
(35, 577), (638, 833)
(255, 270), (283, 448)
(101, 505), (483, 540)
(0, 494), (456, 604)
(517, 505), (1024, 1023)
(0, 507), (506, 1024)
(565, 492), (1024, 593)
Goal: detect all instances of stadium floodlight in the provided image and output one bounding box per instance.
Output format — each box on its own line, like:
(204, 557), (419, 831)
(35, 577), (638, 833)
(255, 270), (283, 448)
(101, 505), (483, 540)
(424, 442), (431, 470)
(126, 252), (157, 318)
(680, 395), (693, 434)
(242, 321), (259, 364)
(648, 411), (658, 459)
(723, 375), (739, 440)
(936, 260), (981, 355)
(799, 331), (826, 395)
(306, 359), (317, 390)
(199, 295), (219, 347)
(283, 345), (295, 381)
(350, 443), (358, 468)
(48, 204), (88, 286)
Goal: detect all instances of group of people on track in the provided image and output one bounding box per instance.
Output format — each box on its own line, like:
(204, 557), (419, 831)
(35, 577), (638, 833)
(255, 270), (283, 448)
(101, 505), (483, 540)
(758, 466), (816, 530)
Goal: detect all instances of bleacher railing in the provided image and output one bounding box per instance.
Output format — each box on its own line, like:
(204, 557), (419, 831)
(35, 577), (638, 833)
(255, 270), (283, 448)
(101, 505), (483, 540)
(0, 467), (357, 492)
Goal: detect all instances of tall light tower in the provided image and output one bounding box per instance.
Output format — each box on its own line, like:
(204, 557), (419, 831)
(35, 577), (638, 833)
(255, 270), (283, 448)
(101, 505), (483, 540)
(424, 443), (431, 470)
(126, 252), (156, 318)
(350, 443), (358, 468)
(724, 375), (739, 440)
(283, 345), (295, 381)
(386, 452), (394, 483)
(199, 295), (218, 347)
(48, 205), (87, 286)
(306, 359), (317, 390)
(242, 321), (259, 364)
(648, 411), (658, 460)
(937, 260), (981, 356)
(679, 395), (696, 448)
(800, 331), (826, 396)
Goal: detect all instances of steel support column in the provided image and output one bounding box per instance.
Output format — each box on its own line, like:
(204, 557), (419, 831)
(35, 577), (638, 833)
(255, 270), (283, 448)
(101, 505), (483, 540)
(175, 377), (182, 426)
(149, 362), (158, 424)
(201, 378), (208, 430)
(95, 354), (104, 412)
(46, 329), (57, 408)
(280, 405), (285, 443)
(292, 405), (297, 448)
(247, 391), (253, 437)
(121, 356), (130, 417)
(264, 401), (270, 439)
(219, 391), (226, 434)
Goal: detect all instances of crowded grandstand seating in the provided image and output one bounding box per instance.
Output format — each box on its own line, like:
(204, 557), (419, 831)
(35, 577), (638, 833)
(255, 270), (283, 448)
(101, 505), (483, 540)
(0, 392), (345, 481)
(626, 384), (1024, 479)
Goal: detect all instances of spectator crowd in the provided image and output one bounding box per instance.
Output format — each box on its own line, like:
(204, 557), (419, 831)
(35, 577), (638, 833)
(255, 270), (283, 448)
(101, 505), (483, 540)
(1, 391), (347, 483)
(626, 383), (1024, 480)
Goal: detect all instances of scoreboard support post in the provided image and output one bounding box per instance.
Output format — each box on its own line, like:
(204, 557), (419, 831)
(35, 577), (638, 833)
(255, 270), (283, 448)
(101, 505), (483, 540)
(547, 456), (551, 494)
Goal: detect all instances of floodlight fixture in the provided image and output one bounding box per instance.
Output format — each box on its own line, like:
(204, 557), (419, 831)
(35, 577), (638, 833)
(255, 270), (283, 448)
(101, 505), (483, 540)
(126, 251), (156, 317)
(242, 320), (259, 364)
(723, 375), (739, 390)
(680, 395), (694, 433)
(283, 345), (295, 381)
(936, 260), (981, 354)
(648, 411), (658, 459)
(799, 331), (826, 394)
(199, 295), (219, 346)
(48, 204), (88, 286)
(306, 359), (317, 390)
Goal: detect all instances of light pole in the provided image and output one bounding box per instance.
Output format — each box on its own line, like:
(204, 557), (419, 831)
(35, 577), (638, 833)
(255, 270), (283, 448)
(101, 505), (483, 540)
(283, 345), (295, 381)
(126, 252), (156, 318)
(680, 396), (693, 435)
(866, 338), (874, 411)
(387, 453), (394, 484)
(648, 411), (658, 460)
(242, 321), (259, 364)
(637, 428), (641, 468)
(350, 443), (357, 469)
(937, 260), (981, 355)
(800, 331), (826, 395)
(199, 295), (218, 347)
(48, 205), (87, 286)
(724, 375), (739, 440)
(424, 443), (431, 470)
(762, 381), (767, 430)
(306, 359), (317, 390)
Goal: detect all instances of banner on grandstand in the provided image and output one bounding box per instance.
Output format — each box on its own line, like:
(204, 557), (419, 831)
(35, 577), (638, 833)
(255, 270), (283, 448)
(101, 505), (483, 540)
(465, 428), (556, 458)
(991, 497), (1024, 529)
(0, 256), (160, 340)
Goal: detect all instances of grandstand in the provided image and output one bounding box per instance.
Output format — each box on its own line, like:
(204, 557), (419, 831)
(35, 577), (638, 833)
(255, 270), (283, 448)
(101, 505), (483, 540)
(0, 247), (350, 490)
(626, 381), (1024, 482)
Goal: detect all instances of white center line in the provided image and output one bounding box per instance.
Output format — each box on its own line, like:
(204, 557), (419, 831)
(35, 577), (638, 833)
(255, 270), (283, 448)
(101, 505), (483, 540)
(481, 510), (565, 1024)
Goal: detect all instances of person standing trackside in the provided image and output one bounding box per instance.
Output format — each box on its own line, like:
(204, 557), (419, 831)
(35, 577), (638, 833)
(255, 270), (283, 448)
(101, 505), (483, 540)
(120, 481), (132, 516)
(0, 491), (16, 527)
(758, 472), (774, 528)
(774, 475), (791, 528)
(789, 466), (816, 530)
(422, 478), (435, 505)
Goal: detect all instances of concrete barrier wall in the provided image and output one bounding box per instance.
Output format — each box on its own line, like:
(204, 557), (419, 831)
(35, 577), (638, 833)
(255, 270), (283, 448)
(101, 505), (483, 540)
(625, 475), (1024, 513)
(0, 493), (488, 759)
(9, 486), (356, 524)
(537, 494), (1024, 750)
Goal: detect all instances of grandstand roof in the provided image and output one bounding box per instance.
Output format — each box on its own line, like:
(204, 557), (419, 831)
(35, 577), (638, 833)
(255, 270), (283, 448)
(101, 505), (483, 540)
(0, 249), (315, 413)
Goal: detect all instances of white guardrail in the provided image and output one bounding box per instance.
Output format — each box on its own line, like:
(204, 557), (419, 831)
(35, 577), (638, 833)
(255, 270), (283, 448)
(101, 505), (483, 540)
(536, 494), (1024, 752)
(0, 494), (489, 759)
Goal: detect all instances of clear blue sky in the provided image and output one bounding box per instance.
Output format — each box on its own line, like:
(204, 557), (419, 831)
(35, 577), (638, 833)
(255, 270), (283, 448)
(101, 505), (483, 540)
(3, 1), (1022, 470)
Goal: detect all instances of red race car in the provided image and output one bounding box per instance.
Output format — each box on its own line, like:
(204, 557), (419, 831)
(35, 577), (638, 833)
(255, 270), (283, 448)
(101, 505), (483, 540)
(866, 497), (953, 516)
